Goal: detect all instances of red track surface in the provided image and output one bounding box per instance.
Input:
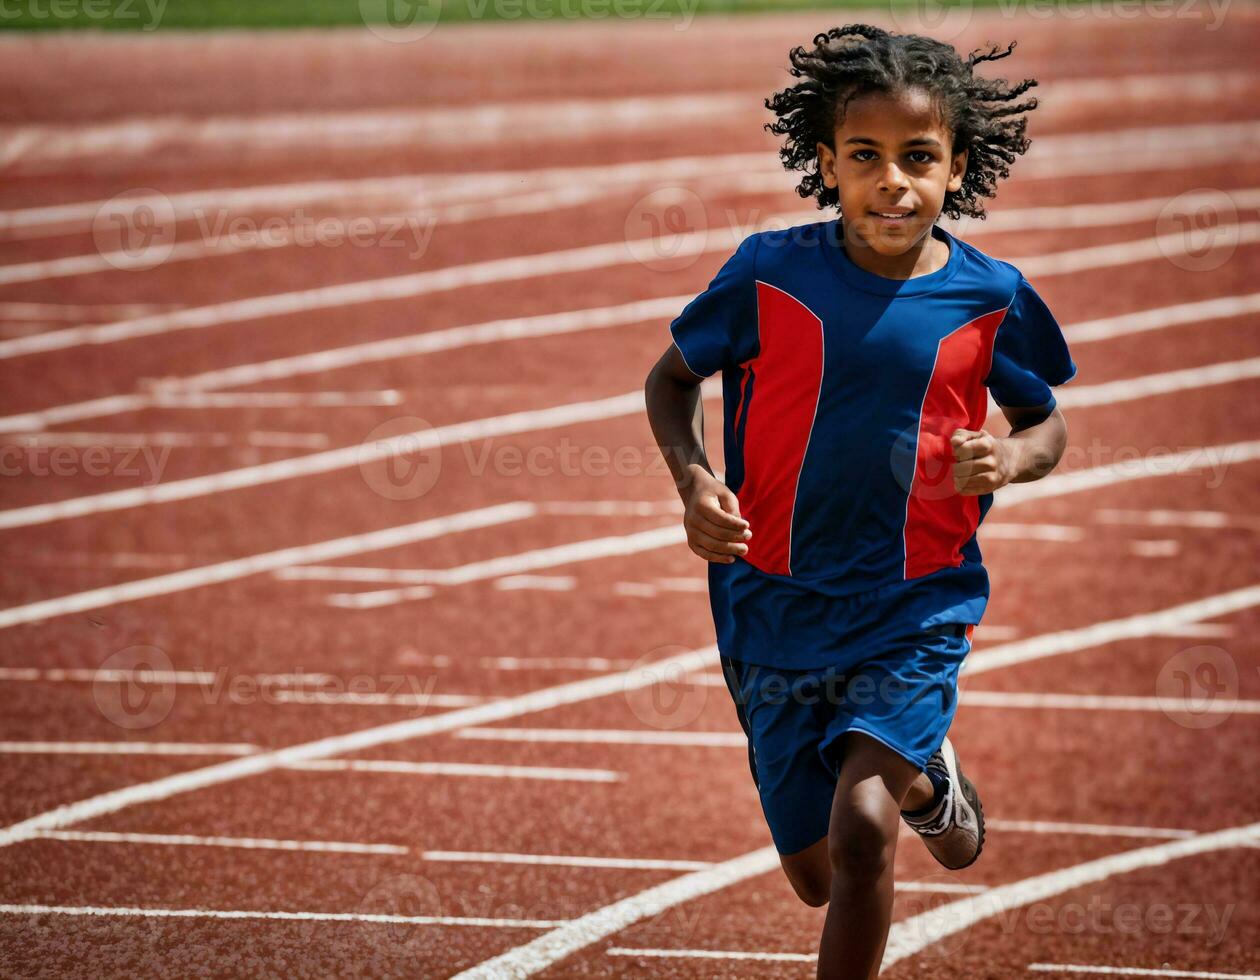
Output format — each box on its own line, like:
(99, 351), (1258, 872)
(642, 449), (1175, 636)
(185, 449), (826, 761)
(1, 10), (1259, 978)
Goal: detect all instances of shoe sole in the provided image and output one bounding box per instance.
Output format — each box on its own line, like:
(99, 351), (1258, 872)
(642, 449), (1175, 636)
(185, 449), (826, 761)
(946, 746), (986, 871)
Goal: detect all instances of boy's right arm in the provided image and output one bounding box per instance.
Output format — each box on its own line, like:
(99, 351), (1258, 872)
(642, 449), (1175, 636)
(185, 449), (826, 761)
(644, 343), (751, 564)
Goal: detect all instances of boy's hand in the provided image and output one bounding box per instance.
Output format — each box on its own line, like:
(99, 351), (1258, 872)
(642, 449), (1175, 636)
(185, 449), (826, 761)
(681, 464), (751, 563)
(950, 428), (1018, 496)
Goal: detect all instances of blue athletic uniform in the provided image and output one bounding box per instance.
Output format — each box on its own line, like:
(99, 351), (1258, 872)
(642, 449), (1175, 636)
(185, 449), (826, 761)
(669, 219), (1076, 853)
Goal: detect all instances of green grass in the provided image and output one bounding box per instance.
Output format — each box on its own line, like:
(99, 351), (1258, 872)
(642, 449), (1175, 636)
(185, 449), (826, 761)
(0, 0), (955, 32)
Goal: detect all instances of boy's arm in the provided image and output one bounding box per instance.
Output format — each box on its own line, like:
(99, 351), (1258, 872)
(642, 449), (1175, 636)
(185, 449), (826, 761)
(950, 404), (1068, 495)
(644, 344), (752, 563)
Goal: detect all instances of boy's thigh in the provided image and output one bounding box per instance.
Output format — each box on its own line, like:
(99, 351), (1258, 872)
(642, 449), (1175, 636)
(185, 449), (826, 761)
(720, 655), (839, 856)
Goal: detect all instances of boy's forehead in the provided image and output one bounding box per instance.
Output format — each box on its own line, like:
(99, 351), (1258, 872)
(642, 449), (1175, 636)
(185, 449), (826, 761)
(835, 87), (950, 142)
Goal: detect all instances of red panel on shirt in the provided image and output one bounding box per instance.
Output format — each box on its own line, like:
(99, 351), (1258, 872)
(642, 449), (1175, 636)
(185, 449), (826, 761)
(904, 306), (1008, 580)
(739, 283), (825, 576)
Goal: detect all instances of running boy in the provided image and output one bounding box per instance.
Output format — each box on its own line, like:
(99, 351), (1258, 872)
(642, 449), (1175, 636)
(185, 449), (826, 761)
(644, 25), (1075, 979)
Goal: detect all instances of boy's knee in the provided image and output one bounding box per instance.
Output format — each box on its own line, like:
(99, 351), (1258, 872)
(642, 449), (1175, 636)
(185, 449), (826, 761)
(828, 806), (895, 882)
(780, 840), (831, 907)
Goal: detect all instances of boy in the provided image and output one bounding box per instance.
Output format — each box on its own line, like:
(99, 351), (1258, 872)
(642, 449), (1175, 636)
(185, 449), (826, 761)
(644, 25), (1075, 979)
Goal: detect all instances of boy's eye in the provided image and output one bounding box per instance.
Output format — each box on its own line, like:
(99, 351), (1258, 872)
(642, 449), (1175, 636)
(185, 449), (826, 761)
(846, 148), (937, 163)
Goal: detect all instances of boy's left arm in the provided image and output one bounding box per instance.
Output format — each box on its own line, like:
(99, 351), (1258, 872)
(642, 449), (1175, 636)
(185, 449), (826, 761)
(950, 405), (1068, 495)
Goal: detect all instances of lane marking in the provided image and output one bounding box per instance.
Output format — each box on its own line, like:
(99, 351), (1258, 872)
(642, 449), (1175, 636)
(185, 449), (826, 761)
(4, 430), (330, 450)
(0, 903), (564, 930)
(1056, 356), (1260, 408)
(493, 575), (577, 592)
(449, 846), (782, 980)
(0, 644), (719, 849)
(0, 501), (536, 629)
(457, 728), (747, 747)
(1129, 539), (1181, 557)
(987, 820), (1196, 841)
(607, 947), (812, 963)
(421, 851), (713, 872)
(471, 819), (1260, 977)
(286, 759), (622, 782)
(2, 108), (1253, 234)
(1095, 508), (1260, 531)
(880, 821), (1260, 968)
(0, 741), (259, 756)
(5, 280), (1255, 435)
(281, 524), (683, 587)
(980, 523), (1086, 542)
(998, 441), (1260, 508)
(960, 690), (1260, 714)
(1028, 966), (1260, 979)
(2, 207), (1255, 362)
(33, 830), (408, 855)
(964, 582), (1260, 676)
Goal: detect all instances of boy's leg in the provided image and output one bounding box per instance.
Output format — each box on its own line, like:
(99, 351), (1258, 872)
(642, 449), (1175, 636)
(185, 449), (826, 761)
(816, 731), (923, 980)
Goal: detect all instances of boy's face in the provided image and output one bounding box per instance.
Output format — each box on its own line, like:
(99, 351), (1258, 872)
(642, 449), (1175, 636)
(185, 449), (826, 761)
(816, 87), (968, 257)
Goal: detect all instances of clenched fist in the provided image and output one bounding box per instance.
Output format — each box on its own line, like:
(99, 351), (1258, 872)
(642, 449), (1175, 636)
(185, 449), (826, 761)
(950, 428), (1018, 495)
(681, 464), (752, 563)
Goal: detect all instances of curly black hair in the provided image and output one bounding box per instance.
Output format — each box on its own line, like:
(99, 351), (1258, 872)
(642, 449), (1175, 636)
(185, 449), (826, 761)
(765, 24), (1039, 220)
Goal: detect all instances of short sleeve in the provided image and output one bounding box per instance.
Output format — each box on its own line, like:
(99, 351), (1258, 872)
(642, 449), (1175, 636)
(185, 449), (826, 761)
(984, 275), (1077, 418)
(668, 234), (760, 379)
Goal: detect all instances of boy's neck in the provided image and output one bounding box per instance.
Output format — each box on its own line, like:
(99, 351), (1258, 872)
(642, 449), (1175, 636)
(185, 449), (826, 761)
(841, 222), (950, 281)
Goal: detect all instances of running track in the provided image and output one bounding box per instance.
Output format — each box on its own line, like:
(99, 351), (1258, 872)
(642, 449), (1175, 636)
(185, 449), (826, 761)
(0, 10), (1258, 978)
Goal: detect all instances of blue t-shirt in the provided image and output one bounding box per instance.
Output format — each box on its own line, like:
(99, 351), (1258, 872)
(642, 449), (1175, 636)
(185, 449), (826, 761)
(669, 219), (1077, 670)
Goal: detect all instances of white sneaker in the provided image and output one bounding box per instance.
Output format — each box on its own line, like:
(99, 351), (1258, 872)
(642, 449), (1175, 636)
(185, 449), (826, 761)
(901, 737), (985, 870)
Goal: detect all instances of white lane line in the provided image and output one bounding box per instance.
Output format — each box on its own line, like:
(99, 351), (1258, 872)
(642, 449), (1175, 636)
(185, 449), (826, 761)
(3, 204), (1254, 362)
(517, 819), (1260, 978)
(0, 301), (179, 319)
(960, 690), (1260, 714)
(4, 276), (1254, 436)
(1129, 539), (1181, 557)
(998, 441), (1260, 508)
(0, 501), (535, 630)
(324, 585), (435, 609)
(1095, 508), (1260, 531)
(287, 759), (622, 782)
(0, 93), (752, 172)
(267, 689), (487, 708)
(457, 729), (747, 748)
(421, 851), (713, 872)
(965, 582), (1260, 676)
(980, 523), (1085, 542)
(0, 392), (642, 530)
(397, 654), (639, 672)
(607, 947), (813, 963)
(2, 108), (1252, 235)
(880, 821), (1260, 968)
(0, 741), (260, 756)
(450, 846), (782, 980)
(493, 575), (577, 592)
(283, 523), (683, 586)
(3, 430), (330, 450)
(33, 830), (408, 855)
(147, 390), (404, 408)
(0, 903), (564, 930)
(0, 643), (719, 849)
(3, 436), (1254, 632)
(987, 820), (1196, 841)
(1057, 357), (1260, 408)
(1066, 292), (1260, 344)
(1028, 966), (1260, 979)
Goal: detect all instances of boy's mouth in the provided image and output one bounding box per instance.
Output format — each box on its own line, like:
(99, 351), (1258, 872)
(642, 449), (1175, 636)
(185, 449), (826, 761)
(869, 208), (915, 222)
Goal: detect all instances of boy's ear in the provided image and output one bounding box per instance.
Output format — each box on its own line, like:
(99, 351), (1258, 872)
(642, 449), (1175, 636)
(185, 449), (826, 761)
(947, 147), (968, 193)
(816, 141), (838, 188)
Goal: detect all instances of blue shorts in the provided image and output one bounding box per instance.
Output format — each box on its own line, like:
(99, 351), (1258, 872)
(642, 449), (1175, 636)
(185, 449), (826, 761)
(719, 622), (974, 855)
